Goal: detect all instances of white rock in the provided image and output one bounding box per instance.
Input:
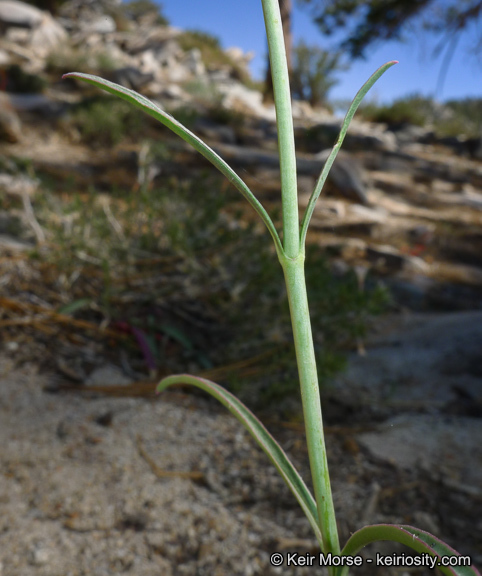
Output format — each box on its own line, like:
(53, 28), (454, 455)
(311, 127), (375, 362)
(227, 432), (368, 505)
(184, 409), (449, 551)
(315, 148), (370, 204)
(349, 118), (398, 151)
(358, 414), (482, 487)
(5, 26), (29, 42)
(225, 46), (254, 65)
(138, 39), (191, 83)
(0, 101), (22, 143)
(30, 546), (51, 566)
(0, 0), (43, 28)
(0, 48), (10, 65)
(85, 364), (133, 387)
(81, 14), (116, 34)
(183, 48), (205, 76)
(217, 80), (276, 121)
(159, 84), (190, 101)
(0, 1), (66, 54)
(225, 46), (254, 77)
(30, 12), (67, 52)
(138, 49), (160, 75)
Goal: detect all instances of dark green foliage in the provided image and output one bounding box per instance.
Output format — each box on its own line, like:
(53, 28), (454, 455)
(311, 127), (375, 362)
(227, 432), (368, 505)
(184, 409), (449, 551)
(298, 0), (481, 60)
(24, 0), (168, 26)
(207, 106), (246, 129)
(23, 0), (68, 14)
(67, 96), (148, 147)
(291, 42), (346, 107)
(300, 123), (341, 153)
(179, 30), (222, 51)
(359, 94), (481, 136)
(182, 79), (223, 108)
(4, 65), (46, 94)
(46, 49), (117, 76)
(120, 0), (169, 25)
(305, 244), (389, 345)
(167, 106), (200, 129)
(444, 98), (482, 136)
(359, 94), (433, 126)
(0, 154), (34, 176)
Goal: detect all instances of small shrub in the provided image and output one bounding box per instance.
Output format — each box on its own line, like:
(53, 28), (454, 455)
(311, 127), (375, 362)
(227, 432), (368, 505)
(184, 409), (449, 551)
(166, 105), (200, 129)
(46, 48), (118, 76)
(359, 94), (434, 127)
(67, 96), (148, 146)
(437, 98), (482, 137)
(207, 106), (245, 129)
(23, 0), (68, 14)
(4, 64), (47, 93)
(120, 0), (169, 25)
(183, 79), (223, 107)
(291, 41), (346, 107)
(360, 94), (482, 137)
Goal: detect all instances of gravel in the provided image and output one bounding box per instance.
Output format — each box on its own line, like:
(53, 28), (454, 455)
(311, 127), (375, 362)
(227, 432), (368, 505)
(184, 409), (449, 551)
(0, 356), (318, 576)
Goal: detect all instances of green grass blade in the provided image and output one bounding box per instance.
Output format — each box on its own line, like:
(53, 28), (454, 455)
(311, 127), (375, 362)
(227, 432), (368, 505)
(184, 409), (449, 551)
(63, 72), (283, 256)
(56, 298), (92, 315)
(299, 61), (397, 248)
(338, 524), (480, 576)
(156, 373), (323, 548)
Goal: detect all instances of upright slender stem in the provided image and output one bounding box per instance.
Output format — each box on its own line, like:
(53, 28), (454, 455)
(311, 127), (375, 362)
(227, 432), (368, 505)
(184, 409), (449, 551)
(261, 0), (299, 258)
(261, 0), (340, 562)
(281, 252), (340, 560)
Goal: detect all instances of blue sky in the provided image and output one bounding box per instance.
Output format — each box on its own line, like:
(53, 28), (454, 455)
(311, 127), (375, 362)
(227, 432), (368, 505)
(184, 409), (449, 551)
(152, 0), (481, 104)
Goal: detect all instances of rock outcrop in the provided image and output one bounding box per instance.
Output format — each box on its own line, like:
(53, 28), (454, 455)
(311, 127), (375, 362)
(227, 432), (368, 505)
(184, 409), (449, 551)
(0, 0), (481, 311)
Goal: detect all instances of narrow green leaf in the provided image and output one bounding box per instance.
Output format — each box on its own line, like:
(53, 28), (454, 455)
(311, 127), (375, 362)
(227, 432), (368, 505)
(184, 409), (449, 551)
(157, 323), (212, 367)
(338, 524), (480, 576)
(300, 61), (397, 248)
(56, 298), (92, 315)
(158, 323), (194, 351)
(156, 373), (322, 548)
(63, 72), (283, 256)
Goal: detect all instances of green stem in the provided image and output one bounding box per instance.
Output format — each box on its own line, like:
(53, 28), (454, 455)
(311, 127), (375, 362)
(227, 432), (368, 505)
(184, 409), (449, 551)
(280, 251), (340, 561)
(262, 0), (339, 562)
(261, 0), (298, 258)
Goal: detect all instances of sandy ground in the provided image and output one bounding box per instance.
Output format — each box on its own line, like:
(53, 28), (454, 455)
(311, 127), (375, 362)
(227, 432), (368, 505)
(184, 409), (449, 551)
(1, 311), (481, 575)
